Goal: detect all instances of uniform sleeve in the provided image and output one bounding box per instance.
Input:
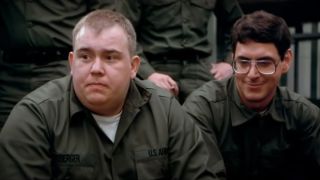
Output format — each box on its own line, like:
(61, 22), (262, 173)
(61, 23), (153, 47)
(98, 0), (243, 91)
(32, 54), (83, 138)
(119, 0), (156, 79)
(182, 91), (227, 179)
(293, 101), (320, 177)
(168, 97), (226, 179)
(0, 99), (52, 179)
(214, 0), (243, 62)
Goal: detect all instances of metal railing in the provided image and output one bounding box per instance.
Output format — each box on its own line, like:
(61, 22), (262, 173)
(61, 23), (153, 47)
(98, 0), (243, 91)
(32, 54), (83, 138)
(284, 22), (320, 107)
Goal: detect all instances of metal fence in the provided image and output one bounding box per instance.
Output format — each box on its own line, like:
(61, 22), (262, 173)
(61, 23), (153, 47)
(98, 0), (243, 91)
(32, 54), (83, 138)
(284, 22), (320, 107)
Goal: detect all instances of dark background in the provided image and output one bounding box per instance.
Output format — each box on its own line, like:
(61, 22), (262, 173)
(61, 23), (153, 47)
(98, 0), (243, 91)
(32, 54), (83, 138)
(238, 0), (319, 29)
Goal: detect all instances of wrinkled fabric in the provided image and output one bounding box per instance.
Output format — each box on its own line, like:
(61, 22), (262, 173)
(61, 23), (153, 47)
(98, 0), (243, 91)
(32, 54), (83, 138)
(183, 77), (320, 180)
(0, 76), (225, 179)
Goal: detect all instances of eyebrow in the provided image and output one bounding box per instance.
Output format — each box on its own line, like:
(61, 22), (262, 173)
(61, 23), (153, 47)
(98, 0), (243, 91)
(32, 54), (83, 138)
(256, 56), (275, 61)
(236, 55), (275, 61)
(76, 47), (121, 55)
(76, 48), (90, 53)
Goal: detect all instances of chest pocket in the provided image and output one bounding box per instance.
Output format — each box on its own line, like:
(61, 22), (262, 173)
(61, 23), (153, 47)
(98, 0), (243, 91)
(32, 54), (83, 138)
(52, 153), (96, 180)
(54, 166), (94, 180)
(190, 0), (216, 10)
(135, 149), (169, 180)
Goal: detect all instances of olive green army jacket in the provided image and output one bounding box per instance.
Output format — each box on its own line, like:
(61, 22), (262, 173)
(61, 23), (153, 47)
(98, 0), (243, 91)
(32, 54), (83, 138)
(183, 77), (320, 180)
(0, 0), (115, 49)
(119, 0), (243, 79)
(0, 75), (225, 180)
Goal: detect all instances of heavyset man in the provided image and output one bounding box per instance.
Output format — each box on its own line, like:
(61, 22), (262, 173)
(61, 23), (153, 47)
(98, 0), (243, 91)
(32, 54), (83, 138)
(0, 9), (225, 179)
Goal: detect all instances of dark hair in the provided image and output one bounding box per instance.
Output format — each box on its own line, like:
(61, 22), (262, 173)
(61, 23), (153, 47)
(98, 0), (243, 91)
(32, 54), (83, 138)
(72, 9), (137, 55)
(231, 10), (291, 60)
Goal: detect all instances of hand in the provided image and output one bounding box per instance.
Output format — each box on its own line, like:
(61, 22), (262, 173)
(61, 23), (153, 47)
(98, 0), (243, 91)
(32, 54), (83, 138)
(148, 72), (179, 96)
(210, 62), (234, 80)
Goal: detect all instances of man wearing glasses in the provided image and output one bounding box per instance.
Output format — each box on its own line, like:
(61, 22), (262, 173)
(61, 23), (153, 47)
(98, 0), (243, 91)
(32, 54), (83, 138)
(183, 10), (320, 179)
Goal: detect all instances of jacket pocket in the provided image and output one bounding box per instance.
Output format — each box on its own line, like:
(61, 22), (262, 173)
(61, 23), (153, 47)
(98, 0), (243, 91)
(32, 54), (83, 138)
(53, 165), (94, 180)
(135, 149), (169, 180)
(52, 153), (96, 180)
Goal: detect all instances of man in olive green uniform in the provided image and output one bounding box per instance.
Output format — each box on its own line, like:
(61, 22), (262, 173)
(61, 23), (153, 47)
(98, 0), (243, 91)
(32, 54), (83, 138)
(120, 0), (243, 102)
(0, 10), (225, 179)
(183, 10), (320, 179)
(0, 0), (116, 129)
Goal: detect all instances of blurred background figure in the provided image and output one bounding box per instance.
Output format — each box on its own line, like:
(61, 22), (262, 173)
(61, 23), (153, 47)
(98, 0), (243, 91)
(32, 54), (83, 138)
(0, 0), (116, 129)
(120, 0), (243, 102)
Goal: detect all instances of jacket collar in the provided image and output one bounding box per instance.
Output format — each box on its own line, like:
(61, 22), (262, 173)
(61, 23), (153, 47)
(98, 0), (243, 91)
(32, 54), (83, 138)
(69, 77), (151, 121)
(113, 78), (151, 147)
(69, 77), (151, 148)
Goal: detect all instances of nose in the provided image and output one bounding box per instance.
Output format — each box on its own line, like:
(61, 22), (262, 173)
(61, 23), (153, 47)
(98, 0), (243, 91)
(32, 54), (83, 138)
(247, 61), (260, 77)
(90, 58), (104, 75)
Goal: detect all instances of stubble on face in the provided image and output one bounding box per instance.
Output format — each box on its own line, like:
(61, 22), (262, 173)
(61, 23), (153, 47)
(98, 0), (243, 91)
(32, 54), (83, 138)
(71, 25), (134, 115)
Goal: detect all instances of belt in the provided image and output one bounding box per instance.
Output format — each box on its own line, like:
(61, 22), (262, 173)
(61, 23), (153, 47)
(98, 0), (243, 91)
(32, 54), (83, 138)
(145, 51), (208, 65)
(1, 48), (70, 65)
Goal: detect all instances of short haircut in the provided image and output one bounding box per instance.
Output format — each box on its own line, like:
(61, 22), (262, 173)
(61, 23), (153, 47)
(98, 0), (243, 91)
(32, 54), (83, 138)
(231, 10), (291, 60)
(72, 9), (137, 56)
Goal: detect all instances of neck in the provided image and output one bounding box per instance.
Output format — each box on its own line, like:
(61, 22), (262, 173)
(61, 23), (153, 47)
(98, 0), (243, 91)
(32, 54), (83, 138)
(241, 90), (275, 112)
(242, 97), (274, 112)
(88, 102), (124, 117)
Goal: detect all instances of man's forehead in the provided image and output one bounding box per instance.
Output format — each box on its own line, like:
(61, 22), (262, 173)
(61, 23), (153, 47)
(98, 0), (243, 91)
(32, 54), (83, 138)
(75, 25), (125, 39)
(76, 26), (87, 39)
(75, 26), (96, 41)
(73, 25), (130, 55)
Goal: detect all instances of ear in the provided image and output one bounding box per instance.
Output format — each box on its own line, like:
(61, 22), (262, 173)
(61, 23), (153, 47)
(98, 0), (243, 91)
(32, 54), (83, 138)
(281, 49), (293, 74)
(130, 55), (141, 79)
(68, 52), (74, 75)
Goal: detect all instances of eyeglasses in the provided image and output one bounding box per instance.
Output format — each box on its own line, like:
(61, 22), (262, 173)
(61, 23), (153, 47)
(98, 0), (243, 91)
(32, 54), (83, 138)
(232, 59), (280, 75)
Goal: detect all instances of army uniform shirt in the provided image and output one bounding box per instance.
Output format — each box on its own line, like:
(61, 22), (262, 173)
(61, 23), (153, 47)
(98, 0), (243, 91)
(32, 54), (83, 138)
(120, 0), (243, 78)
(0, 76), (225, 180)
(0, 0), (116, 49)
(183, 77), (320, 180)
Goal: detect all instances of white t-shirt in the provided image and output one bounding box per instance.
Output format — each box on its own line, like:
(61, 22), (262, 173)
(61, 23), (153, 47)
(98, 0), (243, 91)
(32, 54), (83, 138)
(92, 112), (121, 143)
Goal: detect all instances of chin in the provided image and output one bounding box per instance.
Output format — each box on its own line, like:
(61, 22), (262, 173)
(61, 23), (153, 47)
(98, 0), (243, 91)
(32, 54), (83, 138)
(244, 89), (260, 98)
(86, 95), (108, 105)
(244, 93), (266, 103)
(246, 94), (262, 100)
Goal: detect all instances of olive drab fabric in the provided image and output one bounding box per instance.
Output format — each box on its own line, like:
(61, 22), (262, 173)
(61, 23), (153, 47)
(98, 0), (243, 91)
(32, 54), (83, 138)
(119, 0), (243, 102)
(0, 76), (225, 179)
(0, 0), (116, 129)
(120, 0), (243, 79)
(183, 77), (320, 180)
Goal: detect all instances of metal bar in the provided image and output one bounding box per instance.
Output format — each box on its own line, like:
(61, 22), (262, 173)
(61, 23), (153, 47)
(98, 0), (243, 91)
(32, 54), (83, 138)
(311, 23), (318, 98)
